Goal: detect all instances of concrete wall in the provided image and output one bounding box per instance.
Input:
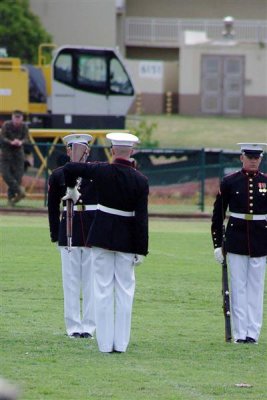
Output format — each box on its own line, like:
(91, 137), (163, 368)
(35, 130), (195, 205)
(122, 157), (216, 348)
(30, 0), (117, 47)
(30, 0), (267, 52)
(126, 60), (178, 114)
(126, 0), (267, 19)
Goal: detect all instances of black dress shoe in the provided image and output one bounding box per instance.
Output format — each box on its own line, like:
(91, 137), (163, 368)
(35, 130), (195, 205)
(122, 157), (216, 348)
(246, 336), (258, 344)
(234, 339), (246, 344)
(81, 332), (93, 339)
(68, 332), (81, 338)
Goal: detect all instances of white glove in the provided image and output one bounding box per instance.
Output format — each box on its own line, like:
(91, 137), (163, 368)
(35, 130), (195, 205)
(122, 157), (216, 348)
(133, 254), (144, 266)
(62, 186), (80, 203)
(214, 247), (224, 264)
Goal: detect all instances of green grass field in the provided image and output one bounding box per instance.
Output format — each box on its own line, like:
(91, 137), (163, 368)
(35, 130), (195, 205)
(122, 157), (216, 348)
(0, 215), (266, 400)
(127, 115), (267, 150)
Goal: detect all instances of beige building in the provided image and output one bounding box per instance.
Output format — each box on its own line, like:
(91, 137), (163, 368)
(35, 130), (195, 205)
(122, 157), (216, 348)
(30, 0), (267, 116)
(179, 33), (267, 117)
(30, 0), (117, 47)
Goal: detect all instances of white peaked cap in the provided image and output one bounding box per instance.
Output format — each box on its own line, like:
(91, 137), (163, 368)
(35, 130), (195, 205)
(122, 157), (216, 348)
(238, 143), (266, 154)
(224, 16), (234, 22)
(63, 133), (93, 146)
(106, 132), (139, 147)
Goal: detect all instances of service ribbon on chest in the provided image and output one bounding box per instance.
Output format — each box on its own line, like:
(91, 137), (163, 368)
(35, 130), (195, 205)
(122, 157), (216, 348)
(258, 182), (267, 193)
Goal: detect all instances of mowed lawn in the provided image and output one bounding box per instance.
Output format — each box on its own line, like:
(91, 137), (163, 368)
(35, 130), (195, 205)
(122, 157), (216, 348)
(0, 215), (266, 400)
(127, 115), (267, 150)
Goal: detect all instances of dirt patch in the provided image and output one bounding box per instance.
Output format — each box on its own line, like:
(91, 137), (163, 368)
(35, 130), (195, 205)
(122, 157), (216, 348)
(149, 178), (220, 202)
(0, 174), (46, 195)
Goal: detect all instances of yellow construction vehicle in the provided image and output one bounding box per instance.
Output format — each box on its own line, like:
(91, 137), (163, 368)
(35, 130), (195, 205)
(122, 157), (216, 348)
(0, 44), (135, 129)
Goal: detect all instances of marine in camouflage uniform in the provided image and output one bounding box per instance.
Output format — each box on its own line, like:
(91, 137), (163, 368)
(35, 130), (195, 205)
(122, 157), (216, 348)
(0, 110), (29, 205)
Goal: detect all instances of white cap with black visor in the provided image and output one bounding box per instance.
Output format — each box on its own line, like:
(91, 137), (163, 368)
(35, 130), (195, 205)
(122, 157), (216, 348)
(238, 143), (266, 159)
(106, 132), (139, 147)
(63, 133), (93, 147)
(63, 133), (93, 163)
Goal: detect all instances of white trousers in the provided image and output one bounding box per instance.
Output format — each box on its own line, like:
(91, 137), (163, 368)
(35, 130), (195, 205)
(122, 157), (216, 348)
(228, 253), (266, 341)
(91, 247), (136, 353)
(60, 247), (95, 336)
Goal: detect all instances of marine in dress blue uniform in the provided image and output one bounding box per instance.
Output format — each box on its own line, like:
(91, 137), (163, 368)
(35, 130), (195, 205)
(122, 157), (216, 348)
(48, 134), (97, 339)
(63, 133), (149, 352)
(211, 143), (267, 344)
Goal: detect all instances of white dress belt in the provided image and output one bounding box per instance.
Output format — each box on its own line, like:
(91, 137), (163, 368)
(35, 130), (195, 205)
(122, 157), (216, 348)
(63, 204), (135, 217)
(230, 212), (267, 221)
(96, 204), (135, 217)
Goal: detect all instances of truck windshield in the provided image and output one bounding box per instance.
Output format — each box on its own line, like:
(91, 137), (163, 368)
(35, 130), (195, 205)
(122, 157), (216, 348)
(54, 48), (134, 96)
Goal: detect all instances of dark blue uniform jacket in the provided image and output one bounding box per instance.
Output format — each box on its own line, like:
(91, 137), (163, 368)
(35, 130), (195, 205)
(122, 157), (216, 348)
(63, 158), (149, 256)
(211, 169), (267, 257)
(48, 166), (97, 246)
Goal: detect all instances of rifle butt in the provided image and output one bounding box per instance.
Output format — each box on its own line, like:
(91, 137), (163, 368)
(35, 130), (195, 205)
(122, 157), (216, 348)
(222, 260), (232, 342)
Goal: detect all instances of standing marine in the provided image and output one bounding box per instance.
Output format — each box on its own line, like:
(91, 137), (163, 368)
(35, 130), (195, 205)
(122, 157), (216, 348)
(48, 133), (97, 339)
(211, 143), (267, 344)
(0, 110), (29, 205)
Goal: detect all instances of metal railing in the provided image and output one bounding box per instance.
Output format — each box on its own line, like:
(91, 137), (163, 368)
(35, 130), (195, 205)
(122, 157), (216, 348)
(125, 18), (267, 47)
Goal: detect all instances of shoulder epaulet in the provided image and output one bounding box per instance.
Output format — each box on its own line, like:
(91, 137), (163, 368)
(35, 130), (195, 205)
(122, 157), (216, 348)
(223, 170), (240, 180)
(50, 166), (64, 175)
(87, 160), (103, 165)
(135, 169), (149, 180)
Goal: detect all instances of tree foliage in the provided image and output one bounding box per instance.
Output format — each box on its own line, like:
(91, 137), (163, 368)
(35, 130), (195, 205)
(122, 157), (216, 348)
(0, 0), (53, 63)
